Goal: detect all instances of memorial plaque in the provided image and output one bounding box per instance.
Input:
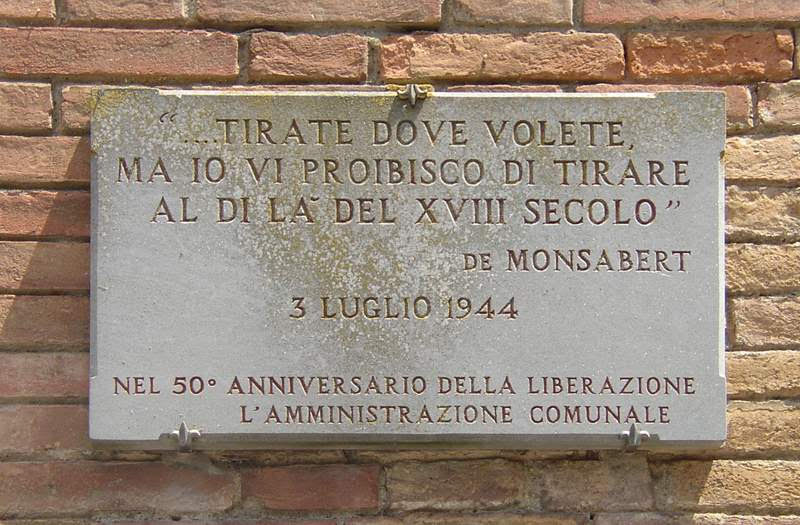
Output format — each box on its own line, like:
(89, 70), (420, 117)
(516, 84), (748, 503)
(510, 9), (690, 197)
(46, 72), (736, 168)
(90, 89), (726, 449)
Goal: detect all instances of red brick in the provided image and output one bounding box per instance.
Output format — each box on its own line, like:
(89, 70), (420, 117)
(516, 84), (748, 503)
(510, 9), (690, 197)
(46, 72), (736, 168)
(0, 83), (52, 133)
(651, 460), (800, 512)
(576, 84), (751, 131)
(0, 136), (89, 187)
(0, 462), (237, 514)
(248, 33), (368, 83)
(0, 242), (88, 292)
(447, 85), (561, 92)
(381, 32), (624, 82)
(451, 0), (572, 26)
(585, 0), (800, 25)
(0, 352), (87, 398)
(727, 351), (800, 400)
(0, 405), (89, 456)
(628, 31), (794, 83)
(0, 191), (89, 238)
(243, 464), (380, 511)
(733, 297), (800, 350)
(197, 0), (441, 28)
(387, 459), (526, 511)
(62, 0), (183, 24)
(0, 296), (88, 351)
(0, 28), (238, 82)
(726, 244), (800, 296)
(0, 0), (54, 22)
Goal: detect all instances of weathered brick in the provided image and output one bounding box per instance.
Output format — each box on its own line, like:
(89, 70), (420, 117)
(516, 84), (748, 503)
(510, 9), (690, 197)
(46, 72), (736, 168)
(0, 28), (238, 82)
(62, 0), (183, 24)
(381, 32), (624, 82)
(451, 0), (572, 26)
(721, 401), (800, 457)
(585, 0), (800, 25)
(0, 83), (52, 133)
(726, 135), (800, 186)
(727, 351), (800, 399)
(447, 85), (561, 92)
(248, 32), (368, 83)
(61, 85), (98, 134)
(0, 352), (88, 398)
(0, 136), (89, 187)
(197, 0), (441, 28)
(242, 464), (380, 511)
(758, 81), (800, 130)
(726, 244), (800, 296)
(726, 186), (800, 243)
(577, 84), (751, 131)
(350, 514), (585, 524)
(0, 462), (237, 515)
(596, 514), (800, 525)
(0, 405), (88, 457)
(0, 191), (89, 238)
(0, 0), (54, 22)
(387, 459), (526, 511)
(652, 460), (800, 512)
(628, 31), (794, 82)
(0, 242), (88, 292)
(733, 297), (800, 350)
(529, 455), (653, 511)
(0, 296), (88, 351)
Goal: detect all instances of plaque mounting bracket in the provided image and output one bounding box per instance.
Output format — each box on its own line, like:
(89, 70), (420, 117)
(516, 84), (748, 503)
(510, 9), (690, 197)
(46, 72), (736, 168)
(619, 422), (650, 451)
(395, 84), (431, 107)
(170, 421), (201, 452)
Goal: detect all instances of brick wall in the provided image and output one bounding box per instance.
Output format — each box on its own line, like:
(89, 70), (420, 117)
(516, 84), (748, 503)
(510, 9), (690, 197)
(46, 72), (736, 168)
(1, 0), (799, 523)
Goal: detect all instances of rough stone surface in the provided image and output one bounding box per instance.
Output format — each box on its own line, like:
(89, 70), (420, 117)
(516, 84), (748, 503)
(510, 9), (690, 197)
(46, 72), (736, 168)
(651, 460), (800, 512)
(0, 136), (89, 187)
(577, 84), (751, 131)
(628, 31), (794, 82)
(529, 455), (653, 511)
(726, 186), (800, 243)
(0, 296), (89, 351)
(584, 0), (800, 25)
(381, 32), (625, 82)
(726, 244), (800, 296)
(61, 0), (183, 23)
(387, 460), (527, 511)
(451, 0), (572, 26)
(727, 351), (800, 400)
(0, 28), (238, 82)
(0, 241), (88, 292)
(197, 0), (442, 28)
(0, 462), (237, 514)
(248, 32), (368, 83)
(0, 191), (89, 238)
(0, 82), (52, 133)
(726, 136), (800, 185)
(757, 81), (800, 130)
(242, 464), (380, 511)
(733, 297), (800, 350)
(0, 352), (88, 399)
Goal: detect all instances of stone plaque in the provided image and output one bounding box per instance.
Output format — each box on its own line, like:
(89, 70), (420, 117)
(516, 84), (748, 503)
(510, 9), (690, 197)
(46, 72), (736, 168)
(90, 89), (726, 449)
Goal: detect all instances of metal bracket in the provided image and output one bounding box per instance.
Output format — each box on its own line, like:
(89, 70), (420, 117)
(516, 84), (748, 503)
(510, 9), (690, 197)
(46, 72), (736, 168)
(396, 84), (430, 107)
(619, 422), (650, 451)
(170, 421), (201, 452)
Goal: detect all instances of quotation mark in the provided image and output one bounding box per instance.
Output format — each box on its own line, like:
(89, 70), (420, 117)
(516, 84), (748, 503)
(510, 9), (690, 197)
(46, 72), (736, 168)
(159, 111), (177, 123)
(666, 200), (681, 209)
